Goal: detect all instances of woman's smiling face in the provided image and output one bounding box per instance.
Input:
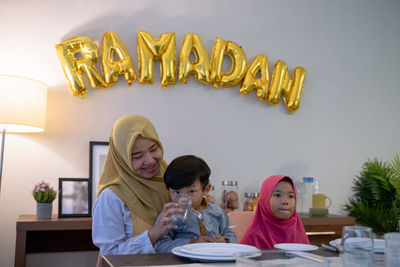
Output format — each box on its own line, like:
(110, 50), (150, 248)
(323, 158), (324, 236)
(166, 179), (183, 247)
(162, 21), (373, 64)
(131, 137), (163, 179)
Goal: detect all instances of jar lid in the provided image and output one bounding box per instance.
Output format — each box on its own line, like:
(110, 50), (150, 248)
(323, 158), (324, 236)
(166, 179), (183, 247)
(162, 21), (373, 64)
(222, 180), (238, 186)
(303, 177), (314, 183)
(244, 192), (259, 198)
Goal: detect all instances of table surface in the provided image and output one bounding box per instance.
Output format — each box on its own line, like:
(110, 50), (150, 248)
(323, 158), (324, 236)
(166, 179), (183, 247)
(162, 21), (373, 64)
(16, 214), (92, 230)
(102, 248), (339, 267)
(15, 215), (96, 267)
(15, 214), (352, 267)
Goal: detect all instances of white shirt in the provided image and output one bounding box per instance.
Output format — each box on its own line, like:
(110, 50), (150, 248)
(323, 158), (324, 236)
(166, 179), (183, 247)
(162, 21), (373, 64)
(92, 188), (155, 255)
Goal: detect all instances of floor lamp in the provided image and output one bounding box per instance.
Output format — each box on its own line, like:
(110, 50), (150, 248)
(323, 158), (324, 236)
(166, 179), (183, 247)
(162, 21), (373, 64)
(0, 74), (47, 194)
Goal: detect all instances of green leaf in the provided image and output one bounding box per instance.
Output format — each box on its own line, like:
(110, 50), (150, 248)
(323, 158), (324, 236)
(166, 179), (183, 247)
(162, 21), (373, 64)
(389, 154), (400, 193)
(345, 200), (399, 235)
(32, 185), (57, 203)
(345, 156), (400, 234)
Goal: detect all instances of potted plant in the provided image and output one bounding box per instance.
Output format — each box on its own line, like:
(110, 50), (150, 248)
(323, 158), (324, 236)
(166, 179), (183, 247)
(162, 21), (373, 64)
(345, 154), (400, 236)
(32, 181), (57, 219)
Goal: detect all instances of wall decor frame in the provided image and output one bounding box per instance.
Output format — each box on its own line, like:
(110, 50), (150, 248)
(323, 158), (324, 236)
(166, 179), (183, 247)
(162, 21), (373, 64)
(89, 141), (109, 207)
(58, 178), (91, 218)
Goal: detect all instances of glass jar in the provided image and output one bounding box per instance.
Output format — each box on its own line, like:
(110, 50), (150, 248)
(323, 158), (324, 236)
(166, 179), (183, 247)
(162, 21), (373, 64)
(221, 180), (239, 212)
(243, 192), (259, 211)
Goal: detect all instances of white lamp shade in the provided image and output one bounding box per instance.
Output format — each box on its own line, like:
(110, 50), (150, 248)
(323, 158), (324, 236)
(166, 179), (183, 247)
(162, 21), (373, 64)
(0, 74), (47, 132)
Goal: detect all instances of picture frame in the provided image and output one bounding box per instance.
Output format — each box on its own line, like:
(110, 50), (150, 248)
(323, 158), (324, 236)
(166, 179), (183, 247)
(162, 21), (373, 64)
(58, 178), (91, 218)
(89, 141), (109, 207)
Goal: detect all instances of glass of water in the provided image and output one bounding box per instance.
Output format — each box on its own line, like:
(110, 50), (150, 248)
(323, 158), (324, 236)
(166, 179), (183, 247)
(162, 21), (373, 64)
(171, 194), (191, 232)
(340, 226), (374, 267)
(384, 232), (400, 267)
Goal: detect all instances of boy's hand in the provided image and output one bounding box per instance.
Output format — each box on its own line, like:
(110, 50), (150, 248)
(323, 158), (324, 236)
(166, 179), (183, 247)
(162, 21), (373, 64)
(190, 236), (215, 243)
(212, 235), (226, 243)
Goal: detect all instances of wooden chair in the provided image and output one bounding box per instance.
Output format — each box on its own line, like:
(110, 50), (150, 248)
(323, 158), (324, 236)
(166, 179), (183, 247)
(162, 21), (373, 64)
(227, 211), (255, 242)
(96, 252), (103, 267)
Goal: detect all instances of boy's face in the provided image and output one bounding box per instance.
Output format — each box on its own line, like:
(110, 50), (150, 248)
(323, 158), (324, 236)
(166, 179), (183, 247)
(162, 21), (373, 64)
(168, 178), (209, 209)
(269, 181), (295, 219)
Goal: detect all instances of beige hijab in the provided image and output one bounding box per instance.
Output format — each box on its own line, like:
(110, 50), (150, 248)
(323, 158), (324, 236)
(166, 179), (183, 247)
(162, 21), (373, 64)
(97, 114), (170, 236)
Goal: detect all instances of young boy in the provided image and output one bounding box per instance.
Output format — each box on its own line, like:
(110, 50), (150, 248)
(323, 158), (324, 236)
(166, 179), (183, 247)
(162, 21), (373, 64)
(154, 155), (237, 252)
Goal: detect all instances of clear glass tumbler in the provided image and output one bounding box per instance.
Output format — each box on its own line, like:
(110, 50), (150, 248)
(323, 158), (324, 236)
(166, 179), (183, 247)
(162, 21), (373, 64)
(340, 225), (374, 267)
(171, 194), (191, 232)
(384, 232), (400, 267)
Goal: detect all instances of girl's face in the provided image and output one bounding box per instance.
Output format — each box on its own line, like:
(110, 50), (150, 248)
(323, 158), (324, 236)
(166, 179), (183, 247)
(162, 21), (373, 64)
(270, 181), (295, 219)
(131, 137), (163, 179)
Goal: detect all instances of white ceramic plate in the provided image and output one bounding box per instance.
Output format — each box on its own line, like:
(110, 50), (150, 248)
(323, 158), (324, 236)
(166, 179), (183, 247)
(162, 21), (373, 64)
(274, 243), (319, 251)
(172, 246), (261, 262)
(329, 238), (385, 253)
(179, 243), (260, 257)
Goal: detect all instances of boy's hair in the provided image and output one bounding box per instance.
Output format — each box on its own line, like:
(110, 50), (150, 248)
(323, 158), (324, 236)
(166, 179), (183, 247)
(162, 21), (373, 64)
(164, 155), (211, 190)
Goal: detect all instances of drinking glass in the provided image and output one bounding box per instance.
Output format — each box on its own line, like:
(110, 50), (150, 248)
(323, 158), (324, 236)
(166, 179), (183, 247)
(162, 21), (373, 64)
(384, 232), (400, 267)
(171, 194), (191, 232)
(340, 226), (374, 267)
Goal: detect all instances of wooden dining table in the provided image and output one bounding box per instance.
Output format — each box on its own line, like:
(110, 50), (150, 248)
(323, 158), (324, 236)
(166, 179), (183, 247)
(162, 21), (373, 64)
(102, 247), (339, 267)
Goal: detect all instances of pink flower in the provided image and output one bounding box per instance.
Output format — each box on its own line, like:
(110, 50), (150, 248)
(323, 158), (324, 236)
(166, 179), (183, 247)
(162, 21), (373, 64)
(32, 180), (57, 203)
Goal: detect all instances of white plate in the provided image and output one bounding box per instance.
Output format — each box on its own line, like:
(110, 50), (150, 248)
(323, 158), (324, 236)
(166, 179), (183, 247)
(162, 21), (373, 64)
(179, 243), (260, 257)
(329, 238), (385, 253)
(274, 243), (319, 251)
(172, 246), (261, 262)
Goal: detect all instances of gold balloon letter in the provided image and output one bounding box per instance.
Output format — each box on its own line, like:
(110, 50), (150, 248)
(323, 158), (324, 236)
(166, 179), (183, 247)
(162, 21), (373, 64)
(178, 33), (210, 85)
(269, 60), (306, 113)
(137, 31), (176, 87)
(239, 54), (269, 101)
(55, 37), (107, 96)
(101, 32), (136, 86)
(284, 67), (306, 113)
(210, 38), (247, 88)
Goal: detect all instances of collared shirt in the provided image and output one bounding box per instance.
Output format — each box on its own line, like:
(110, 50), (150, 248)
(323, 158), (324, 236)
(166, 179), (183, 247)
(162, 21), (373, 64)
(92, 188), (155, 255)
(154, 201), (237, 253)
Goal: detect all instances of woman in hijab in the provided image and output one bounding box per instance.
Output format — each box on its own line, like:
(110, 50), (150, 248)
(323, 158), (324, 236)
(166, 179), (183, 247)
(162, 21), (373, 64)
(240, 175), (309, 249)
(92, 114), (179, 255)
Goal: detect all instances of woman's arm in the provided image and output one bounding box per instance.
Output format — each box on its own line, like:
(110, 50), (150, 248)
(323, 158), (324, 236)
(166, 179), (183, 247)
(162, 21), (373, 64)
(92, 188), (155, 255)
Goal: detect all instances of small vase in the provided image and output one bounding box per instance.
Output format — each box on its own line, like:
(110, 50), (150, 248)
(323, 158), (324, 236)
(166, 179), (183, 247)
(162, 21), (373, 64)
(36, 202), (53, 219)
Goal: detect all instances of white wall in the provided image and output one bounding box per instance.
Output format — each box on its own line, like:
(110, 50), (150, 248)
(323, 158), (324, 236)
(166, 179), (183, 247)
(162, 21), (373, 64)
(1, 0), (400, 266)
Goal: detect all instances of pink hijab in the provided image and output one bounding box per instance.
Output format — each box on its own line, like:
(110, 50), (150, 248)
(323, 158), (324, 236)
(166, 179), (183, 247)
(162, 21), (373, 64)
(240, 175), (309, 249)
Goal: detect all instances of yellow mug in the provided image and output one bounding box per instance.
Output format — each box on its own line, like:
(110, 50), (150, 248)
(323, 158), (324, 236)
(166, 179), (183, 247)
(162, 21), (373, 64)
(312, 193), (332, 209)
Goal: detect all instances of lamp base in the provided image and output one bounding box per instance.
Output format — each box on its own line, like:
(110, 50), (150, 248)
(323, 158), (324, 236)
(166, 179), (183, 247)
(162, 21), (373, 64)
(0, 129), (5, 193)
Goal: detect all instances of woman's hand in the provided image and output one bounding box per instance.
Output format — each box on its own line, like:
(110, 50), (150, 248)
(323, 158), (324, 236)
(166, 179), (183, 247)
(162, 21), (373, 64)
(148, 202), (180, 245)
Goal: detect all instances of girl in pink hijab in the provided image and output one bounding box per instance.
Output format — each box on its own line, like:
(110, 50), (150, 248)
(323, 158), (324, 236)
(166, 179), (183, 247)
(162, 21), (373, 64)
(240, 175), (309, 249)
